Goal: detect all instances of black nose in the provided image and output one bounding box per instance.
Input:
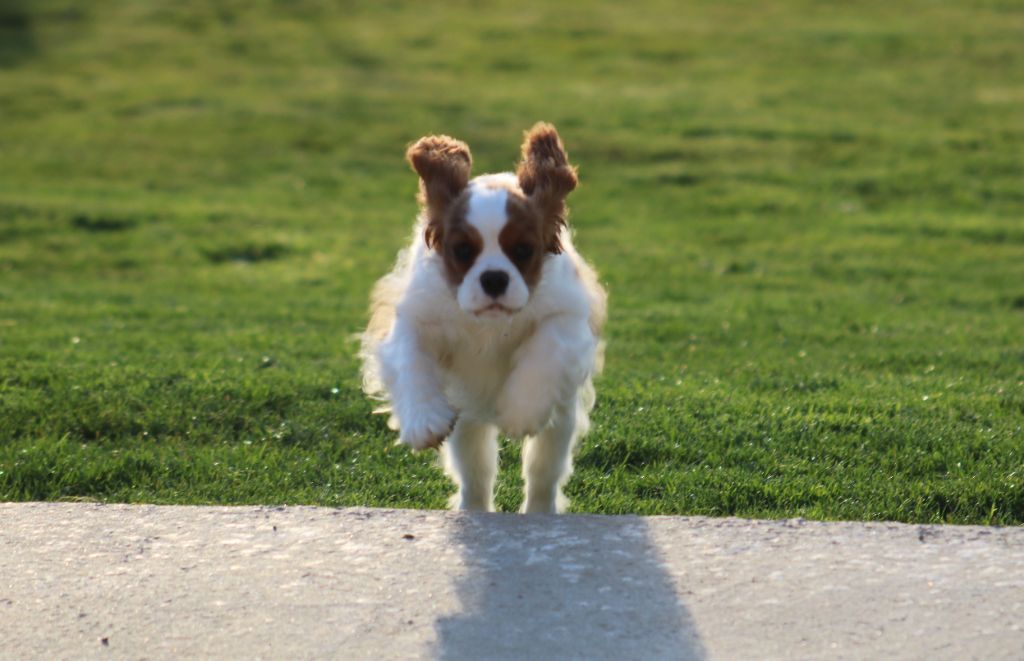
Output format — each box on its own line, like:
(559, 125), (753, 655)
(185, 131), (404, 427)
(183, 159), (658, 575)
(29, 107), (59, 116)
(479, 270), (509, 298)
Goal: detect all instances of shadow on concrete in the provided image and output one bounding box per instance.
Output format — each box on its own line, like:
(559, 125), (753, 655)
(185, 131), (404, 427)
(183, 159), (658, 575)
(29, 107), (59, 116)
(435, 513), (705, 660)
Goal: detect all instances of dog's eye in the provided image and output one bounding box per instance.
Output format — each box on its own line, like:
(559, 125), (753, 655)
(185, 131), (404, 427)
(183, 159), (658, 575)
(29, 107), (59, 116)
(512, 243), (534, 262)
(452, 242), (475, 264)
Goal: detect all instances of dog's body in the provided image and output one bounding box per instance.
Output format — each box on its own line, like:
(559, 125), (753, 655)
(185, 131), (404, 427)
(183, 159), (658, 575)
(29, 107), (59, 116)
(360, 124), (605, 513)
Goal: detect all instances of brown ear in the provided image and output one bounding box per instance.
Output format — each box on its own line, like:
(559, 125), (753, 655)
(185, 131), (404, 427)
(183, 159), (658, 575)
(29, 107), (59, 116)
(406, 135), (472, 249)
(516, 122), (577, 254)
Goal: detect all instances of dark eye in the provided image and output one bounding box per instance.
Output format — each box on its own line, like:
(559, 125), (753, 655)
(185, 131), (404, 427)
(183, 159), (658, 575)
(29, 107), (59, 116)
(452, 242), (475, 264)
(512, 243), (534, 262)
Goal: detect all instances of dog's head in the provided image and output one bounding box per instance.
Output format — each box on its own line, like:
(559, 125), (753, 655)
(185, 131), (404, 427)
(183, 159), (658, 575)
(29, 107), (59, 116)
(406, 123), (577, 317)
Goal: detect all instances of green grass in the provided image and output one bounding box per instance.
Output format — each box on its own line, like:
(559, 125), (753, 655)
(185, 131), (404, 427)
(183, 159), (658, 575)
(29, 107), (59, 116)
(1, 0), (1022, 523)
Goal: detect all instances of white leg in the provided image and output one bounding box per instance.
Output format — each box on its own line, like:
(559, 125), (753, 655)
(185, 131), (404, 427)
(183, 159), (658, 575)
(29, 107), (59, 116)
(497, 315), (595, 439)
(442, 418), (499, 512)
(521, 400), (577, 514)
(377, 319), (455, 450)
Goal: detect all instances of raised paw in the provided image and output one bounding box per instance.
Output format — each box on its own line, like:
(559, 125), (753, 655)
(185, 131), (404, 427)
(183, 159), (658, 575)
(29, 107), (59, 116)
(497, 392), (553, 439)
(398, 401), (457, 451)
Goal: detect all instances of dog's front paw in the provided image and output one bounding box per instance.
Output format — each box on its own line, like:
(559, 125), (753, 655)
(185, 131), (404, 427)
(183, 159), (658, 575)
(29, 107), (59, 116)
(497, 391), (553, 438)
(398, 400), (456, 451)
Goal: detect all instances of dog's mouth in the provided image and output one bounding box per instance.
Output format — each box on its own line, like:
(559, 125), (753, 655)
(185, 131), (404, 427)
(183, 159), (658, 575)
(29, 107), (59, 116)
(473, 303), (517, 316)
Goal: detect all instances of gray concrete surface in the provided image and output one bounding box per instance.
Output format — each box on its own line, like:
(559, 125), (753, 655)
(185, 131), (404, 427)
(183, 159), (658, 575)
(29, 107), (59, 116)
(1, 503), (1022, 660)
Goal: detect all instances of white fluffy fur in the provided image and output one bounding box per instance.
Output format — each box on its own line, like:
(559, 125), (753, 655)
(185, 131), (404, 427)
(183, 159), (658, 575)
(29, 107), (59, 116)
(361, 173), (606, 514)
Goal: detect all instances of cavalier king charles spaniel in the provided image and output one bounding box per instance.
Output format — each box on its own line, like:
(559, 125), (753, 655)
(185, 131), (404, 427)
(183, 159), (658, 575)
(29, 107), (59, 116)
(360, 123), (606, 513)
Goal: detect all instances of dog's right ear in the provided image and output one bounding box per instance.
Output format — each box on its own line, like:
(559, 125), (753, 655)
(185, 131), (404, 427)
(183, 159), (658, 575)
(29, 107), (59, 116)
(406, 135), (473, 249)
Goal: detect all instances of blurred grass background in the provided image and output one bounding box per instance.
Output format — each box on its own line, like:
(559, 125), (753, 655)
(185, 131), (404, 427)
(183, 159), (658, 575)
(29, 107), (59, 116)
(0, 0), (1022, 522)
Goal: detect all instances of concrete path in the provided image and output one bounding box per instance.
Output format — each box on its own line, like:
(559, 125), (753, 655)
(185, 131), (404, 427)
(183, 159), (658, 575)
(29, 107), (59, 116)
(1, 503), (1022, 660)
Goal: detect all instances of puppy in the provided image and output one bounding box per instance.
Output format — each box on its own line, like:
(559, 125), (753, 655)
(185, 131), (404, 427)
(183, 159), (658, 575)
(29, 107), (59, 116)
(360, 123), (606, 514)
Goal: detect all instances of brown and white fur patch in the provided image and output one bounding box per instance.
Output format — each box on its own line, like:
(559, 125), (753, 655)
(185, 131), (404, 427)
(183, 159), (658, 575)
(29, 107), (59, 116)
(360, 123), (606, 514)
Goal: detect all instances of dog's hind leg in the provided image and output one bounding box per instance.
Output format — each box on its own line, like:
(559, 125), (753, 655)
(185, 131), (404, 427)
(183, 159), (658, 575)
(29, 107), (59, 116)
(521, 399), (578, 514)
(442, 418), (499, 512)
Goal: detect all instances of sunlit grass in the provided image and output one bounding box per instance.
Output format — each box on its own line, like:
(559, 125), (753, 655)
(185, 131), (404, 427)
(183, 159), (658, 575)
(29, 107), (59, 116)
(1, 0), (1022, 522)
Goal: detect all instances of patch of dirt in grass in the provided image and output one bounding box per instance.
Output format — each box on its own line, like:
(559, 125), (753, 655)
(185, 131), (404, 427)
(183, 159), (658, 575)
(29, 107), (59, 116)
(203, 242), (292, 264)
(71, 214), (138, 232)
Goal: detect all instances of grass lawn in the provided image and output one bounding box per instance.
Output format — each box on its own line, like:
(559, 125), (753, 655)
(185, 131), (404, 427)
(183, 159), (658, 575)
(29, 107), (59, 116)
(1, 0), (1022, 523)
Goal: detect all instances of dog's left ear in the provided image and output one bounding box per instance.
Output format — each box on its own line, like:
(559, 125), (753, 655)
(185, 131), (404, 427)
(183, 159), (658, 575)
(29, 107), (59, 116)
(516, 122), (578, 254)
(407, 135), (473, 249)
